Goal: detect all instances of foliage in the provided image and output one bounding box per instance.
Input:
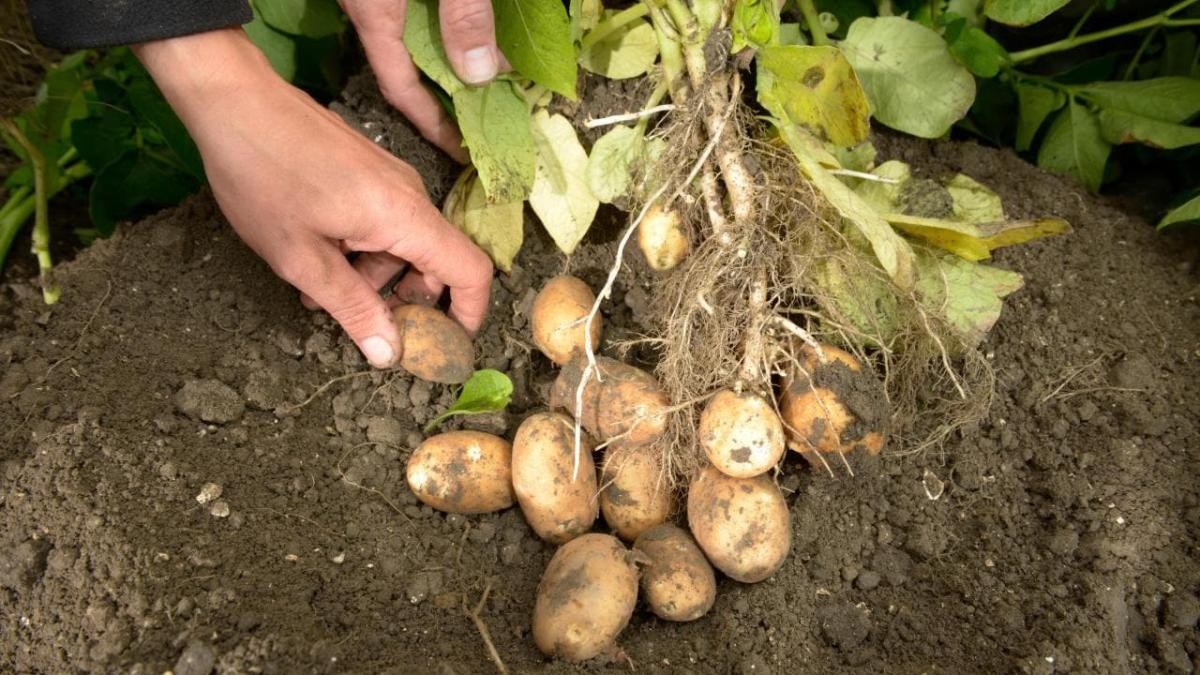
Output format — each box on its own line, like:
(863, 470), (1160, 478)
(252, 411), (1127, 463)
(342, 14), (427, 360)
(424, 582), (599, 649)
(424, 369), (514, 432)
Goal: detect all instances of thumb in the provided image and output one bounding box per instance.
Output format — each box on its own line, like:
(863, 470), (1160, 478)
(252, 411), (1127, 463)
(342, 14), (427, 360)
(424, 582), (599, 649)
(440, 0), (502, 85)
(279, 244), (401, 369)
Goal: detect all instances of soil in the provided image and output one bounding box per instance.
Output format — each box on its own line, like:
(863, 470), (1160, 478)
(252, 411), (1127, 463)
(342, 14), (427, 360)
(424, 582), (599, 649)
(2, 67), (1200, 675)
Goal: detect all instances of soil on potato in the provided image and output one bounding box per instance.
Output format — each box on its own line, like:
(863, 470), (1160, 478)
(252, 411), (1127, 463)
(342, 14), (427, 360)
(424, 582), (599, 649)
(2, 69), (1200, 675)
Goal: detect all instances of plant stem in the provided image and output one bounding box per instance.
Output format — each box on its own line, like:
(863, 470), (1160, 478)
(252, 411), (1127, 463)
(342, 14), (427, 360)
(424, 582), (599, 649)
(580, 3), (650, 52)
(1011, 0), (1200, 64)
(799, 0), (829, 46)
(0, 194), (35, 271)
(1, 118), (58, 303)
(643, 0), (689, 102)
(1123, 27), (1159, 80)
(0, 186), (32, 222)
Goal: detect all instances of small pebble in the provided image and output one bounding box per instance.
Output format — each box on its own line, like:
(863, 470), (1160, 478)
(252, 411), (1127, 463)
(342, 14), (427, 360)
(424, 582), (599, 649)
(195, 483), (223, 505)
(209, 501), (231, 518)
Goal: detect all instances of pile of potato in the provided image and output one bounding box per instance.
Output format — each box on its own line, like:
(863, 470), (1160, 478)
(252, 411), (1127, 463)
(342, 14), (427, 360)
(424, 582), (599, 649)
(401, 275), (888, 661)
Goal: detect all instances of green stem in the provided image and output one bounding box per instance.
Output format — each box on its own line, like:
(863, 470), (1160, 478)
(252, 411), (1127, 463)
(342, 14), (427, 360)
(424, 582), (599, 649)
(643, 0), (689, 102)
(799, 0), (829, 46)
(635, 81), (670, 134)
(0, 194), (35, 271)
(580, 3), (650, 52)
(1123, 27), (1159, 80)
(929, 0), (941, 26)
(0, 186), (33, 222)
(1068, 1), (1099, 39)
(1011, 0), (1200, 64)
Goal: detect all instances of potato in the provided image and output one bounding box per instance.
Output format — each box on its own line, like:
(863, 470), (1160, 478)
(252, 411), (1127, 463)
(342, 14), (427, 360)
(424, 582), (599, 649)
(391, 304), (473, 384)
(550, 355), (670, 447)
(638, 205), (689, 271)
(633, 524), (716, 622)
(599, 443), (672, 541)
(698, 389), (786, 478)
(406, 431), (514, 514)
(512, 412), (599, 543)
(779, 343), (889, 460)
(531, 275), (603, 365)
(687, 464), (791, 583)
(533, 533), (638, 661)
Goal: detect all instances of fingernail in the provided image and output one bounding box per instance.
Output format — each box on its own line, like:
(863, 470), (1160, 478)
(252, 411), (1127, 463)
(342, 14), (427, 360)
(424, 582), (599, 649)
(462, 47), (498, 85)
(361, 336), (396, 369)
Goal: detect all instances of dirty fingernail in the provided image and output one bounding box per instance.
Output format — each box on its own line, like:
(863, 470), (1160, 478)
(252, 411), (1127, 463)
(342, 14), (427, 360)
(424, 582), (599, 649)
(462, 47), (498, 84)
(361, 336), (396, 368)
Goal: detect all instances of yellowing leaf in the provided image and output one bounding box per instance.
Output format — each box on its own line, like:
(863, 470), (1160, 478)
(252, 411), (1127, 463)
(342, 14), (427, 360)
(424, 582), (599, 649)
(453, 81), (537, 203)
(887, 213), (1071, 261)
(587, 124), (643, 203)
(579, 13), (659, 79)
(946, 174), (1004, 223)
(444, 169), (524, 273)
(914, 246), (1024, 347)
(757, 45), (870, 148)
(1097, 109), (1200, 149)
(529, 111), (599, 255)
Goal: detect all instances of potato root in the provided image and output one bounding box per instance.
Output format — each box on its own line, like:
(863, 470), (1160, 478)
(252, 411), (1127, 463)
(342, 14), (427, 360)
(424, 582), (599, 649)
(698, 389), (786, 478)
(550, 356), (670, 447)
(406, 431), (514, 514)
(391, 304), (474, 384)
(633, 524), (716, 622)
(687, 464), (791, 583)
(512, 412), (599, 543)
(638, 205), (689, 271)
(779, 344), (889, 461)
(599, 443), (672, 541)
(531, 275), (603, 365)
(532, 533), (638, 661)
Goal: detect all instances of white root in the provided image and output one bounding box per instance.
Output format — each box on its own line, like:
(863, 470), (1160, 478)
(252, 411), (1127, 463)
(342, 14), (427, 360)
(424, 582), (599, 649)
(584, 104), (677, 129)
(772, 316), (826, 364)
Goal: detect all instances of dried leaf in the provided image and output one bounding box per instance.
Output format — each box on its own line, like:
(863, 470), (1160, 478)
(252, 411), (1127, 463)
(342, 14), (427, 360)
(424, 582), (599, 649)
(530, 111), (599, 255)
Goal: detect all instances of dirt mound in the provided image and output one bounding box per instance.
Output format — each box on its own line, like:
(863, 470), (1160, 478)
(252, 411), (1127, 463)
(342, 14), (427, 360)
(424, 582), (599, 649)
(1, 74), (1199, 674)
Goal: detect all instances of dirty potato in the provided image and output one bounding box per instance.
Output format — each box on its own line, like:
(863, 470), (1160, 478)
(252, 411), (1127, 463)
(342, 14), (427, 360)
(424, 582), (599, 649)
(687, 464), (791, 583)
(779, 343), (889, 462)
(512, 412), (599, 544)
(599, 443), (672, 541)
(405, 431), (514, 514)
(531, 275), (603, 365)
(551, 356), (670, 447)
(633, 524), (716, 622)
(392, 304), (474, 384)
(698, 389), (786, 478)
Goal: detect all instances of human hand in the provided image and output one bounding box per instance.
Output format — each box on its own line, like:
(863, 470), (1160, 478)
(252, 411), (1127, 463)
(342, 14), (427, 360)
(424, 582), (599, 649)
(133, 29), (493, 368)
(339, 0), (509, 162)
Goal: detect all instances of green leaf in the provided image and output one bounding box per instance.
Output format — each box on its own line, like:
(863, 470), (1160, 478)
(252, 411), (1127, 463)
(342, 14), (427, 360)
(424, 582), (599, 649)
(1162, 31), (1197, 78)
(1098, 109), (1200, 149)
(757, 45), (871, 148)
(1037, 101), (1111, 192)
(529, 110), (598, 255)
(778, 23), (807, 46)
(778, 123), (916, 288)
(1158, 194), (1200, 229)
(840, 17), (976, 139)
(255, 0), (344, 38)
(732, 0), (780, 53)
(587, 124), (644, 203)
(579, 13), (659, 79)
(126, 79), (205, 179)
(30, 52), (89, 150)
(405, 0), (465, 94)
(1014, 83), (1064, 152)
(983, 0), (1070, 26)
(570, 0), (603, 42)
(424, 369), (514, 433)
(946, 174), (1004, 224)
(89, 151), (202, 236)
(493, 0), (578, 99)
(453, 80), (537, 203)
(444, 169), (525, 273)
(70, 107), (135, 171)
(830, 141), (876, 173)
(245, 7), (299, 81)
(1075, 78), (1200, 124)
(914, 246), (1024, 347)
(942, 14), (1008, 78)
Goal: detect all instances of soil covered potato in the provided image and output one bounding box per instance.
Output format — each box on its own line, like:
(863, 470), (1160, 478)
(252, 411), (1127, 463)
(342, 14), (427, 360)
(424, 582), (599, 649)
(530, 275), (603, 365)
(633, 524), (716, 622)
(405, 431), (514, 514)
(550, 355), (670, 447)
(698, 389), (786, 478)
(391, 304), (474, 384)
(687, 464), (791, 583)
(599, 443), (672, 541)
(532, 533), (639, 661)
(512, 412), (599, 543)
(779, 344), (890, 462)
(638, 206), (689, 271)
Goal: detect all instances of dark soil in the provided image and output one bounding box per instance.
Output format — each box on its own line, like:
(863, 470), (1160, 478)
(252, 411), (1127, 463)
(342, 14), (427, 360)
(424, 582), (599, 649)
(2, 69), (1200, 675)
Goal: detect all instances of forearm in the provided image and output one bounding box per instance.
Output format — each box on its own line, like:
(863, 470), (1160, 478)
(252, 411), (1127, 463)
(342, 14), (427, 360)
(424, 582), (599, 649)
(26, 0), (252, 50)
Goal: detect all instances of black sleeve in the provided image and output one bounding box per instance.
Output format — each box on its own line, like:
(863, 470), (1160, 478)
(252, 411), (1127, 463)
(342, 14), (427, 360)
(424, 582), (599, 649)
(26, 1), (254, 50)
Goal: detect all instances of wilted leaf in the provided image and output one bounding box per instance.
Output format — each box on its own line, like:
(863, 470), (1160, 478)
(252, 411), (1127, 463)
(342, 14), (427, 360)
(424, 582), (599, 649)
(914, 246), (1024, 347)
(587, 124), (644, 203)
(812, 258), (901, 343)
(779, 124), (915, 288)
(453, 81), (537, 203)
(444, 169), (525, 273)
(255, 0), (344, 37)
(1014, 83), (1064, 151)
(840, 17), (976, 138)
(758, 45), (871, 147)
(851, 159), (909, 213)
(942, 14), (1008, 77)
(1076, 77), (1200, 123)
(1037, 101), (1111, 192)
(732, 0), (780, 52)
(946, 174), (1004, 224)
(424, 369), (514, 432)
(830, 141), (876, 172)
(579, 13), (659, 79)
(1158, 194), (1200, 229)
(1097, 109), (1200, 149)
(530, 111), (599, 255)
(888, 213), (1070, 261)
(494, 0), (578, 99)
(983, 0), (1070, 26)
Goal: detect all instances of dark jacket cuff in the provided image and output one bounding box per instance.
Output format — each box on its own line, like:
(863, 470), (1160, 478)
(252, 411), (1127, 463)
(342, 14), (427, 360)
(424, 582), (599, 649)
(27, 1), (253, 50)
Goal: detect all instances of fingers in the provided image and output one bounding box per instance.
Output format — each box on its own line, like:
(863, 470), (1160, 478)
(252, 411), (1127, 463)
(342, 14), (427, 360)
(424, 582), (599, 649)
(390, 269), (445, 306)
(439, 0), (503, 85)
(274, 241), (402, 369)
(353, 250), (408, 292)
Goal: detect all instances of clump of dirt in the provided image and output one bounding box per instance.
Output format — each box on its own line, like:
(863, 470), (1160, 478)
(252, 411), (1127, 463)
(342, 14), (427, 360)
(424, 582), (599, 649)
(1, 73), (1199, 675)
